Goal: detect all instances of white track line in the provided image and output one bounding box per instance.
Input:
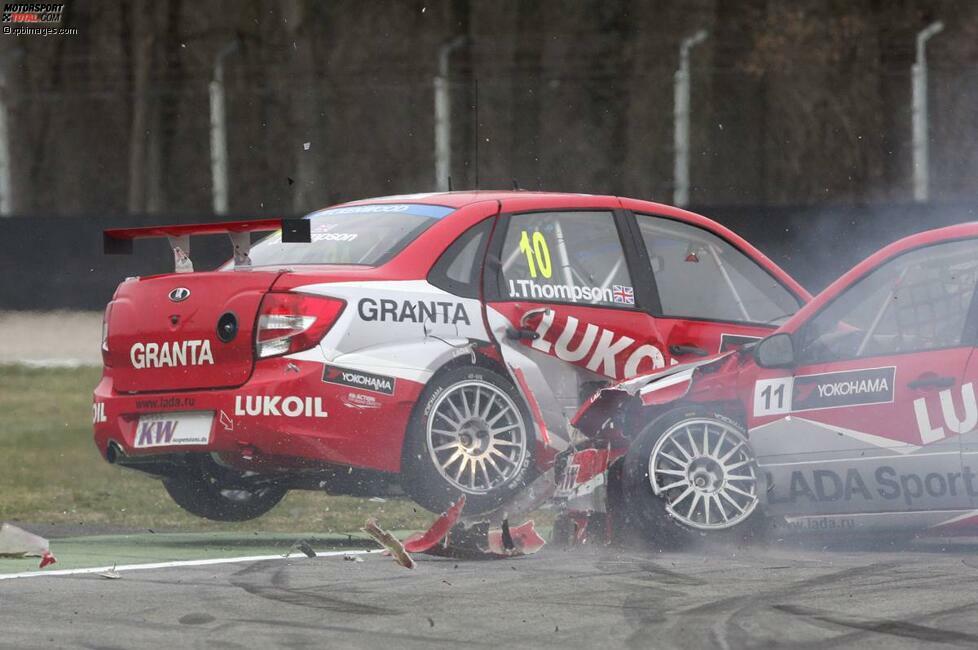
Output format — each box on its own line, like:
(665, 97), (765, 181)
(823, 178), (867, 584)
(9, 359), (98, 368)
(0, 548), (379, 581)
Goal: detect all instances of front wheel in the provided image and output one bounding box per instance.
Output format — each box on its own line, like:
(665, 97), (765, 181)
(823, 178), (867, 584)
(401, 366), (536, 515)
(162, 462), (287, 522)
(620, 406), (763, 549)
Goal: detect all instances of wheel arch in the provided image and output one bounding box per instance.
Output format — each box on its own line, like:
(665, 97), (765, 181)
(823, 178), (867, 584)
(579, 390), (748, 445)
(397, 354), (539, 513)
(398, 346), (524, 467)
(618, 403), (763, 543)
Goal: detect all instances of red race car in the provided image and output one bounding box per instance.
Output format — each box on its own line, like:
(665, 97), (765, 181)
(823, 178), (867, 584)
(562, 222), (978, 545)
(92, 192), (807, 521)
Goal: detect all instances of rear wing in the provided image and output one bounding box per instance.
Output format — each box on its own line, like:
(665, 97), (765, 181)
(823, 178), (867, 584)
(103, 218), (311, 273)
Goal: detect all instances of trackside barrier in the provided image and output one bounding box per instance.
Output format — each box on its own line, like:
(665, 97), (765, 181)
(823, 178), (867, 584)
(2, 202), (976, 310)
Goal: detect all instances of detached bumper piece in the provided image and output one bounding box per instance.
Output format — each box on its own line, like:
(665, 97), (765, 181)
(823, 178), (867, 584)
(0, 523), (57, 569)
(364, 496), (545, 569)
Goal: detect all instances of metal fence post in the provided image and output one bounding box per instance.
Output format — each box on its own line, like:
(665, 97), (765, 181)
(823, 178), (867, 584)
(0, 77), (12, 217)
(434, 36), (466, 192)
(912, 21), (943, 202)
(210, 40), (237, 215)
(0, 50), (19, 216)
(673, 30), (707, 207)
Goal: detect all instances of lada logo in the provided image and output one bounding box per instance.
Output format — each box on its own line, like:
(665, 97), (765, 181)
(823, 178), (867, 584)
(168, 287), (191, 302)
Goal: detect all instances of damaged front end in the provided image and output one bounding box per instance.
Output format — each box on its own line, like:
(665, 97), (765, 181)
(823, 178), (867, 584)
(551, 351), (747, 546)
(362, 352), (751, 559)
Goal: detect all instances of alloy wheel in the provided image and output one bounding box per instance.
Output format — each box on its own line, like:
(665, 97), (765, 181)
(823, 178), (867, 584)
(426, 381), (528, 494)
(648, 418), (759, 530)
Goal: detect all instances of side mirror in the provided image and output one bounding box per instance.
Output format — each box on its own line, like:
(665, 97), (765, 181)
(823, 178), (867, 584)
(754, 332), (796, 369)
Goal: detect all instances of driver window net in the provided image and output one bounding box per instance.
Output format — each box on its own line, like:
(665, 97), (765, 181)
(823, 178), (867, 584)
(801, 238), (978, 362)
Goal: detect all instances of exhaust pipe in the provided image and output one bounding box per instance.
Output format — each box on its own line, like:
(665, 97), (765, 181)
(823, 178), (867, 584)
(105, 441), (124, 464)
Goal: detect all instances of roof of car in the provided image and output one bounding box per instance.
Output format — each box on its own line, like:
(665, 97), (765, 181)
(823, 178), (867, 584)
(327, 190), (812, 302)
(338, 190), (613, 208)
(827, 221), (978, 285)
(333, 190), (704, 221)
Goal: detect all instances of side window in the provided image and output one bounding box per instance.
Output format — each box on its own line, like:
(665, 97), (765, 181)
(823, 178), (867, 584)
(798, 238), (978, 364)
(636, 214), (800, 324)
(499, 211), (634, 307)
(428, 218), (493, 299)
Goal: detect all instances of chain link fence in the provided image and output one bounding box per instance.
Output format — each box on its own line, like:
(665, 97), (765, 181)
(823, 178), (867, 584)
(4, 62), (978, 217)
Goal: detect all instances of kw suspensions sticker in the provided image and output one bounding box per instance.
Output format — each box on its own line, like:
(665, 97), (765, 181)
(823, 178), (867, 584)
(754, 366), (895, 417)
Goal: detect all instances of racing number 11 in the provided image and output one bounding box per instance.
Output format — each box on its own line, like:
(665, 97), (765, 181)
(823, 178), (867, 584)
(761, 384), (785, 411)
(753, 377), (793, 417)
(519, 231), (552, 279)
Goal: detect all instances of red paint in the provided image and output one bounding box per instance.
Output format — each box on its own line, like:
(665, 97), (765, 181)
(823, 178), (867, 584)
(512, 366), (551, 447)
(106, 271), (280, 392)
(402, 496), (466, 553)
(487, 521), (546, 555)
(104, 218), (285, 242)
(95, 191), (809, 501)
(567, 223), (978, 538)
(93, 358), (424, 473)
(566, 448), (611, 486)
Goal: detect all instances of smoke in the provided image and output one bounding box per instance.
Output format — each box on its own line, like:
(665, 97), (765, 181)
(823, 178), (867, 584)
(707, 201), (978, 294)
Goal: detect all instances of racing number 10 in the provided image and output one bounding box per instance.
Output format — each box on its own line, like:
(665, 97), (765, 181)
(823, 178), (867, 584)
(519, 231), (552, 279)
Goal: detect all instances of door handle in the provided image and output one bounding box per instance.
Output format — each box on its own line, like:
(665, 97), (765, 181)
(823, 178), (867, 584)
(506, 327), (539, 341)
(669, 344), (709, 357)
(508, 306), (550, 340)
(907, 375), (956, 390)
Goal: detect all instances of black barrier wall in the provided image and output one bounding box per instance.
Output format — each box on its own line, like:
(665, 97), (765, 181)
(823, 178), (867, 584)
(2, 202), (976, 311)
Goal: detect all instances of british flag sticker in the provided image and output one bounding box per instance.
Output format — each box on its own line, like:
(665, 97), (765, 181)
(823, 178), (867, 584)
(612, 284), (635, 305)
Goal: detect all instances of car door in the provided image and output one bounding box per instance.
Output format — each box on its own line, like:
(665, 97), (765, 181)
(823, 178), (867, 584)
(629, 211), (806, 361)
(951, 320), (978, 513)
(484, 207), (664, 451)
(750, 236), (978, 518)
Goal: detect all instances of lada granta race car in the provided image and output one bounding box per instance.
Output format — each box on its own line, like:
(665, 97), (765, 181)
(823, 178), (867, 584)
(92, 191), (808, 521)
(562, 222), (978, 546)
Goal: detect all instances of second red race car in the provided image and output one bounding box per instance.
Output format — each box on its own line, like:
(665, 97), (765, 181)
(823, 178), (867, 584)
(562, 222), (978, 546)
(92, 191), (807, 521)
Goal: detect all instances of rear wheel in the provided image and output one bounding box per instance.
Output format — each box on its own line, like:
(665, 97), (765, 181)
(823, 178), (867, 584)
(162, 461), (287, 522)
(401, 366), (535, 514)
(621, 406), (762, 548)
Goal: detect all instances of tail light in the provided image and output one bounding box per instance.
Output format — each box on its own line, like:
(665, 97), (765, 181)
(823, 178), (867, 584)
(255, 292), (346, 359)
(101, 303), (113, 366)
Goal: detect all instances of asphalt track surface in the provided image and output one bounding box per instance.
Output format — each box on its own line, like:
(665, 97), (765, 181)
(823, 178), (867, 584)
(6, 537), (978, 649)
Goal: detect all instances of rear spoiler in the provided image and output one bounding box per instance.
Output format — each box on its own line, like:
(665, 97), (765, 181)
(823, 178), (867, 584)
(103, 218), (311, 273)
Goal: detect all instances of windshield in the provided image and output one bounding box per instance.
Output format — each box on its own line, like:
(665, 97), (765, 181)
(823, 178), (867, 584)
(246, 203), (455, 267)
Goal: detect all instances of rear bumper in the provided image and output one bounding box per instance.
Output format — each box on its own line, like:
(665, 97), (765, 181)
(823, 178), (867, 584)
(92, 356), (423, 473)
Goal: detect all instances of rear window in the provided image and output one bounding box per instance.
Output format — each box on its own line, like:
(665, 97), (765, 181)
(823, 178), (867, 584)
(246, 203), (455, 267)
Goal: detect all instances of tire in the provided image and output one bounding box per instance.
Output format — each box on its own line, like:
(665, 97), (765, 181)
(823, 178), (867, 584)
(620, 405), (763, 549)
(401, 365), (536, 515)
(162, 466), (287, 522)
